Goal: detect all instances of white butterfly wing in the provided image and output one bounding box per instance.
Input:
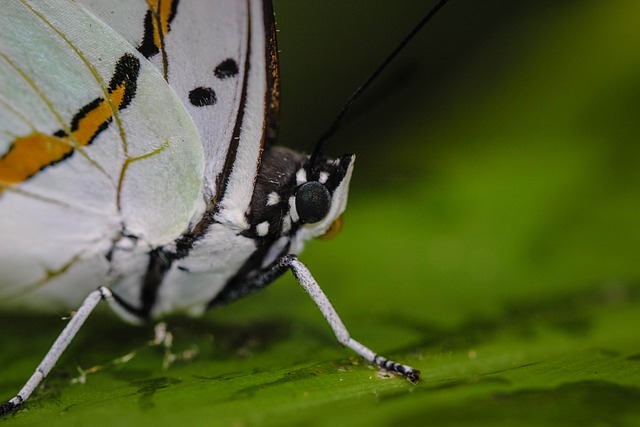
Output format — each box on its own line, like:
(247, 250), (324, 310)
(73, 0), (281, 317)
(79, 0), (278, 226)
(0, 0), (204, 310)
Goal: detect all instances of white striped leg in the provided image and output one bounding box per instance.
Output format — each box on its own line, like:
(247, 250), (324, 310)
(283, 255), (420, 382)
(0, 286), (116, 416)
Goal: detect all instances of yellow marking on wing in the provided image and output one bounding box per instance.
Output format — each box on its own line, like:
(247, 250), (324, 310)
(78, 86), (126, 143)
(19, 0), (129, 159)
(145, 0), (178, 79)
(146, 0), (175, 49)
(0, 132), (71, 185)
(0, 83), (129, 192)
(0, 4), (113, 182)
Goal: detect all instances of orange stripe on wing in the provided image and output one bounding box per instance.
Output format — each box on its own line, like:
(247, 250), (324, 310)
(0, 54), (140, 193)
(0, 132), (71, 185)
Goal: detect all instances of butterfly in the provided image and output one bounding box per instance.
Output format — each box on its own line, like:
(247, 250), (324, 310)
(0, 0), (423, 415)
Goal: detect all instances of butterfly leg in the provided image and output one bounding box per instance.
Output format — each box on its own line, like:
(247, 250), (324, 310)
(0, 286), (119, 416)
(209, 253), (420, 381)
(266, 254), (419, 382)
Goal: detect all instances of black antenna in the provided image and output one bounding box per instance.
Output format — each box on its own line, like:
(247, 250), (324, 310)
(309, 0), (451, 167)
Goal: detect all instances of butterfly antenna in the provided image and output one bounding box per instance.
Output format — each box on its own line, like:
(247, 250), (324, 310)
(310, 0), (451, 167)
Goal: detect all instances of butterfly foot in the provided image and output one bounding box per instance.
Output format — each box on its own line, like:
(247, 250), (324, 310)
(0, 396), (22, 417)
(374, 356), (421, 383)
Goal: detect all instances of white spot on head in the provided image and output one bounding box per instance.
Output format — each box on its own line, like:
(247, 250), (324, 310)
(319, 171), (329, 184)
(289, 196), (299, 223)
(266, 192), (280, 206)
(296, 168), (307, 185)
(256, 221), (270, 237)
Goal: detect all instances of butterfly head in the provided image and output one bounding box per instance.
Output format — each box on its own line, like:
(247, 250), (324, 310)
(245, 146), (354, 252)
(292, 151), (355, 244)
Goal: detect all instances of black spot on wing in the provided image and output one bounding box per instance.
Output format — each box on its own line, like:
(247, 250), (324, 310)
(189, 87), (217, 107)
(187, 59), (238, 107)
(214, 58), (239, 79)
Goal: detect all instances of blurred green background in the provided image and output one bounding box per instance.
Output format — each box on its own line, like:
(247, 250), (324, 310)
(275, 0), (640, 325)
(2, 1), (640, 426)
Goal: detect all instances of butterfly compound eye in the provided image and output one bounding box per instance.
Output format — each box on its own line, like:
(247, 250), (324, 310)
(295, 181), (331, 224)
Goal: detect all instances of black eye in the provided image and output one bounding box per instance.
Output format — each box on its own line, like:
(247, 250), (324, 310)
(295, 181), (331, 224)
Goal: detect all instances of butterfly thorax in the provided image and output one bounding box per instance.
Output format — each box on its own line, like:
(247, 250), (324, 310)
(107, 145), (354, 319)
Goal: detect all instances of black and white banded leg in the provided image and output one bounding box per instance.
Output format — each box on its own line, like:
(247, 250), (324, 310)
(0, 287), (117, 416)
(263, 255), (420, 382)
(1, 257), (419, 416)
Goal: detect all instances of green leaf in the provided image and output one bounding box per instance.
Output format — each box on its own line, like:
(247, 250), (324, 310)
(2, 1), (640, 426)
